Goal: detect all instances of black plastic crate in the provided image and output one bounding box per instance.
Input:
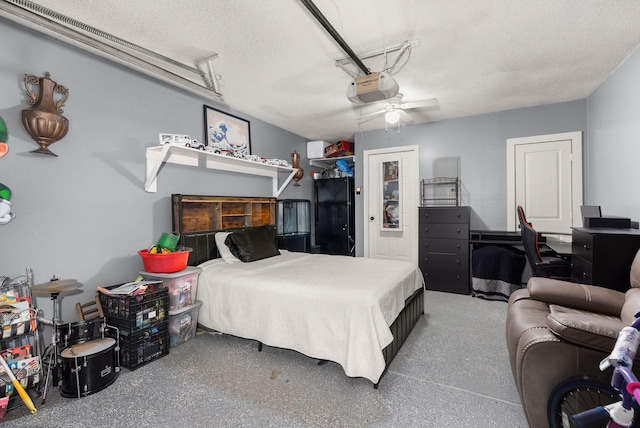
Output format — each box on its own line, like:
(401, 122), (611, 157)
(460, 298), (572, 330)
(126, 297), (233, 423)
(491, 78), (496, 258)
(105, 321), (169, 370)
(99, 284), (168, 332)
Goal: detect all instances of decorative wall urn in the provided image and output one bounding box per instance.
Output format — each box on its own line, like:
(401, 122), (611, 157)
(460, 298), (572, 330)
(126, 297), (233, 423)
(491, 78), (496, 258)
(291, 151), (304, 186)
(21, 72), (69, 157)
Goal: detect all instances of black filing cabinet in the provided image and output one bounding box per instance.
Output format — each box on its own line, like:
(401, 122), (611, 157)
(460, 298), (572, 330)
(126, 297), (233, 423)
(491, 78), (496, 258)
(571, 227), (640, 292)
(419, 206), (470, 294)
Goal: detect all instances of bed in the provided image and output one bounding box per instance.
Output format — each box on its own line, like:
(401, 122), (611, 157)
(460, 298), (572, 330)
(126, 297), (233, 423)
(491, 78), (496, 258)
(172, 194), (425, 386)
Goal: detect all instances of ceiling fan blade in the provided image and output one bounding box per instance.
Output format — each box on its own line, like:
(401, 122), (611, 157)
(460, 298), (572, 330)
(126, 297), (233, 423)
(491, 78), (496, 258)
(398, 110), (414, 123)
(357, 109), (386, 123)
(386, 93), (404, 105)
(400, 98), (440, 111)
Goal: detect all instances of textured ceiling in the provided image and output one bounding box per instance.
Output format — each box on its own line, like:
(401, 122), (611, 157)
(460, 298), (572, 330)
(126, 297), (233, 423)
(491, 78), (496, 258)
(6, 0), (640, 143)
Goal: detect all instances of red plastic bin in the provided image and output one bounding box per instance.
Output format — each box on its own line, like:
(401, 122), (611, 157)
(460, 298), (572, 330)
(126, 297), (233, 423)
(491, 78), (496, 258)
(138, 248), (191, 273)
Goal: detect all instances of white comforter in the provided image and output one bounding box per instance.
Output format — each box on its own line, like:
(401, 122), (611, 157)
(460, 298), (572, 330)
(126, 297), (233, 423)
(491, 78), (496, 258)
(196, 251), (424, 383)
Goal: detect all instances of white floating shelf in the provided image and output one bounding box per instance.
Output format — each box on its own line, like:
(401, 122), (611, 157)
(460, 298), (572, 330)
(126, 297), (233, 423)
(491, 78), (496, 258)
(309, 155), (354, 167)
(145, 145), (297, 197)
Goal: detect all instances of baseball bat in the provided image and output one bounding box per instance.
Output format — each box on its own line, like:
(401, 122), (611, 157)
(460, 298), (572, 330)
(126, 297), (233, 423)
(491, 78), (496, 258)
(0, 354), (36, 413)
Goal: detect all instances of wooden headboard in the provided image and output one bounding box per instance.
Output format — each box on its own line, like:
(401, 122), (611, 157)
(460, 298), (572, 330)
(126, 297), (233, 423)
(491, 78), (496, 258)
(171, 194), (277, 266)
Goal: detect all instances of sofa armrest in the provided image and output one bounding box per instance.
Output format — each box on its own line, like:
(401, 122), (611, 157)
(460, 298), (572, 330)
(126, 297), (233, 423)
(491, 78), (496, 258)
(546, 305), (623, 353)
(528, 277), (625, 316)
(620, 288), (640, 325)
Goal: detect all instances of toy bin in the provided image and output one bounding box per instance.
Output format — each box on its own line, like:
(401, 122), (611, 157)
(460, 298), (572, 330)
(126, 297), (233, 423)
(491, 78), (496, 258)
(138, 248), (191, 273)
(168, 300), (202, 347)
(98, 284), (168, 332)
(0, 356), (41, 396)
(140, 267), (201, 311)
(306, 140), (329, 159)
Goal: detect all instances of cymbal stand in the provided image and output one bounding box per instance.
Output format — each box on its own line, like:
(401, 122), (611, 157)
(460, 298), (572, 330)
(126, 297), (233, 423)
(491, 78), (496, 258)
(40, 291), (63, 405)
(25, 267), (34, 306)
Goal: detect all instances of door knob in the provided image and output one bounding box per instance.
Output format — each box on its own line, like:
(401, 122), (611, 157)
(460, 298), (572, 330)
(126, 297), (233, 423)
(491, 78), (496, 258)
(370, 216), (375, 221)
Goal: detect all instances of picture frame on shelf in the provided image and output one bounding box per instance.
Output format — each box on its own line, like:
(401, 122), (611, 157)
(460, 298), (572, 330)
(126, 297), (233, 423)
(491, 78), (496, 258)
(203, 105), (251, 155)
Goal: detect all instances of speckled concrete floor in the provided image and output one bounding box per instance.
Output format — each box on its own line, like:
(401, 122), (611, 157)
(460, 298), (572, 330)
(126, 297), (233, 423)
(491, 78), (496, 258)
(2, 290), (528, 427)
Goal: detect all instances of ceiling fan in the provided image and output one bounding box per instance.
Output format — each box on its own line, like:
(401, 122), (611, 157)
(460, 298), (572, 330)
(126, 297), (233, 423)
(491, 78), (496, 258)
(358, 94), (440, 125)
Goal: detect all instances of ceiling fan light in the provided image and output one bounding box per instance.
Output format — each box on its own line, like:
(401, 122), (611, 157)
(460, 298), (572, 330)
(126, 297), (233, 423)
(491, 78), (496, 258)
(385, 110), (400, 124)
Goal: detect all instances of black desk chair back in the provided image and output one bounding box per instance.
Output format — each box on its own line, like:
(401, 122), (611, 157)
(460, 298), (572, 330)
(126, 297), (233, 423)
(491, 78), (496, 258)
(517, 205), (571, 280)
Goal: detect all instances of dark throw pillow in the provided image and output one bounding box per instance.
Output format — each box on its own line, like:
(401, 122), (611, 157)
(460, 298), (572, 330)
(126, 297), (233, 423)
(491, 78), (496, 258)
(225, 226), (280, 262)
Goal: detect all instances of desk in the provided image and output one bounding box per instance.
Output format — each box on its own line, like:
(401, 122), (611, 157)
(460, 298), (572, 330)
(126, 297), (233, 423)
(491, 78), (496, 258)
(471, 230), (571, 254)
(543, 236), (572, 256)
(572, 227), (640, 292)
(472, 228), (640, 292)
(469, 231), (527, 300)
(470, 230), (522, 246)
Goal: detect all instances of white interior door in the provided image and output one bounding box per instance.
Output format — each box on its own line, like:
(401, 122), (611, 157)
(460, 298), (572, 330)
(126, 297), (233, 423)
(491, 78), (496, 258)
(506, 131), (583, 234)
(364, 145), (419, 263)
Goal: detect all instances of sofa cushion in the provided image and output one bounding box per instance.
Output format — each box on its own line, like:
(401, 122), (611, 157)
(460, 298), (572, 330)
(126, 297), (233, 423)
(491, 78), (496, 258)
(546, 304), (624, 353)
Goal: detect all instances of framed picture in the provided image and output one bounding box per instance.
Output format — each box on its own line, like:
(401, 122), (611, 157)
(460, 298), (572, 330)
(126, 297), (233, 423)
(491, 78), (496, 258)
(382, 160), (401, 230)
(203, 105), (251, 155)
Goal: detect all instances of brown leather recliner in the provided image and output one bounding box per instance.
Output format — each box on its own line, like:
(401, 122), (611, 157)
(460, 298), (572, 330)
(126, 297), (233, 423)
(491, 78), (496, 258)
(506, 249), (640, 428)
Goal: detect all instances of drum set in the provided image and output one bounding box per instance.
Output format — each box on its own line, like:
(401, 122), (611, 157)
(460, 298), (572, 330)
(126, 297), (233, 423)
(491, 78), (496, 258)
(27, 273), (120, 401)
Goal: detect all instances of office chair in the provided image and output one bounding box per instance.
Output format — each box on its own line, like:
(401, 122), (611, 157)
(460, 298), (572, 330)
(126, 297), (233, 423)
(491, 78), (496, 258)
(517, 205), (572, 279)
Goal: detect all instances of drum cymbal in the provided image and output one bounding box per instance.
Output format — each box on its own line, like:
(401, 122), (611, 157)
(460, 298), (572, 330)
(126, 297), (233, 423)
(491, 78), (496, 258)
(32, 278), (80, 295)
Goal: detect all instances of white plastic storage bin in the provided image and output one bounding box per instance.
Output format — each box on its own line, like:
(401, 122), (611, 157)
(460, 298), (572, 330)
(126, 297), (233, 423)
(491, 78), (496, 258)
(168, 300), (202, 347)
(140, 266), (201, 311)
(306, 140), (329, 159)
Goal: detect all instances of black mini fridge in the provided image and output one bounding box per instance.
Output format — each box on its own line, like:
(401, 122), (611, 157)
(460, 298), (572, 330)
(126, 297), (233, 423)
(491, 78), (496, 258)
(314, 177), (355, 256)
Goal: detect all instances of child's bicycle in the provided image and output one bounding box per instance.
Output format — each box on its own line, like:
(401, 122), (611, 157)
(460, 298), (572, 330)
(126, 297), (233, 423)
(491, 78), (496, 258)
(547, 314), (640, 427)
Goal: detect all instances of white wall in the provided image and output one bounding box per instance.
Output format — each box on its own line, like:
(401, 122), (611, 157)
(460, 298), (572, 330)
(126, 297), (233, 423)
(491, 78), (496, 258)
(0, 18), (309, 322)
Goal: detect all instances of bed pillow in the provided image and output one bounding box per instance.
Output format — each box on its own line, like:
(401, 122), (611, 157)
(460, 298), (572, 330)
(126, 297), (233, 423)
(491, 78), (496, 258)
(225, 226), (280, 262)
(215, 232), (241, 264)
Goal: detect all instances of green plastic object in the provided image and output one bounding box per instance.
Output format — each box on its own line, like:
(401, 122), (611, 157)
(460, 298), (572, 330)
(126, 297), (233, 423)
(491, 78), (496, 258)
(0, 183), (10, 201)
(0, 116), (6, 143)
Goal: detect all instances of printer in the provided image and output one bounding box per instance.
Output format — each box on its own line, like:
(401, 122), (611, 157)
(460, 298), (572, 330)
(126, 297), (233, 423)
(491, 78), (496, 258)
(581, 205), (633, 228)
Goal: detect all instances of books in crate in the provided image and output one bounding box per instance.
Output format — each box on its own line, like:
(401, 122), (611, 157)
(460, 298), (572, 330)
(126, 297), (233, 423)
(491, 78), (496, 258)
(97, 280), (161, 296)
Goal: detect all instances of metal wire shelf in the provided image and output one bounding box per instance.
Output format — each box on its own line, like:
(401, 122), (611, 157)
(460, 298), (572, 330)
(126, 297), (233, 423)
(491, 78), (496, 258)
(420, 177), (459, 207)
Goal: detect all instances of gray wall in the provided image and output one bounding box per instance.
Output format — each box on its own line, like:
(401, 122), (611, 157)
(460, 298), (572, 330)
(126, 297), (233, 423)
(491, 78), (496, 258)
(351, 39), (640, 256)
(587, 45), (640, 220)
(352, 101), (588, 256)
(0, 18), (310, 322)
(3, 14), (640, 320)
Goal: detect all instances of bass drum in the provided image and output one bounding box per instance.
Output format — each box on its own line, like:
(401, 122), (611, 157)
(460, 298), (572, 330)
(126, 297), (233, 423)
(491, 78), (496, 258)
(60, 337), (118, 398)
